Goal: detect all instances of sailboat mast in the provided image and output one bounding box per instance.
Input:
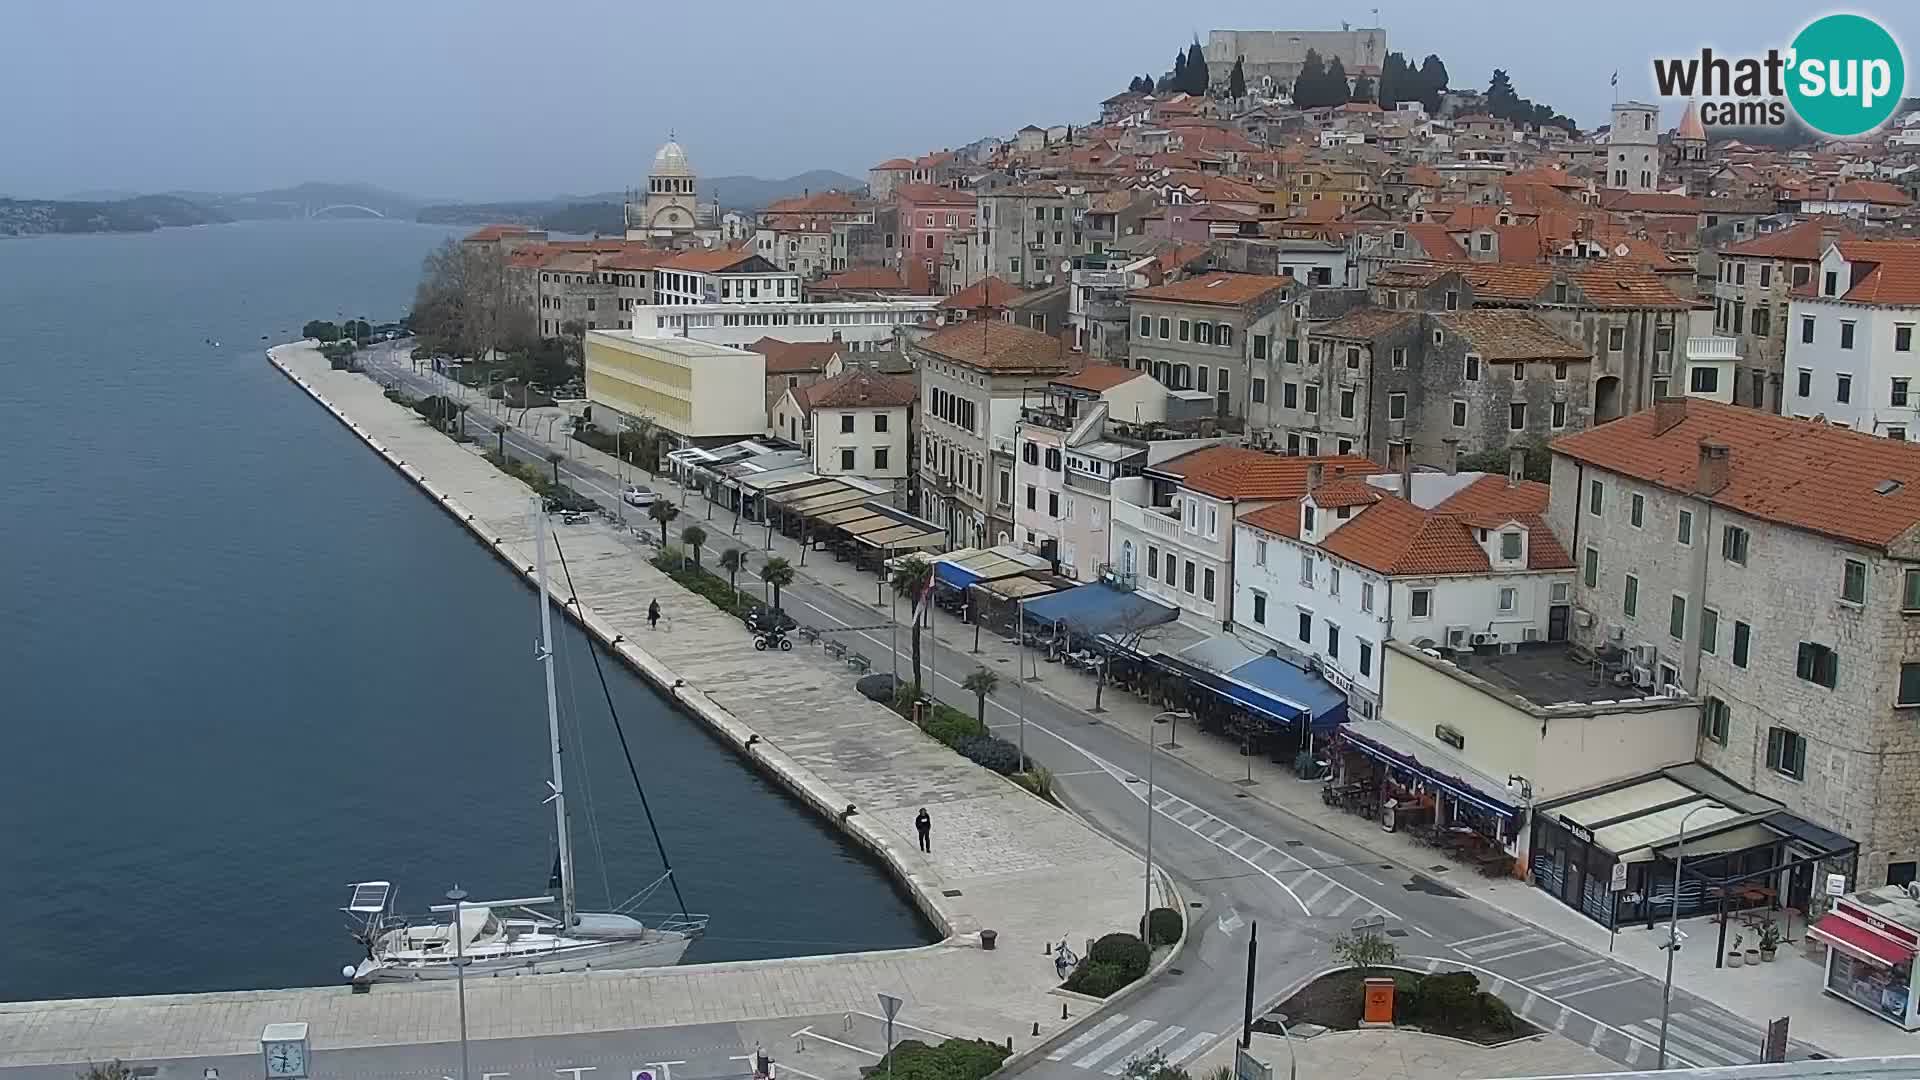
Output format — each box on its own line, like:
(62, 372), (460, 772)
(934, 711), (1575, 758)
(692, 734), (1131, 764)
(532, 504), (577, 926)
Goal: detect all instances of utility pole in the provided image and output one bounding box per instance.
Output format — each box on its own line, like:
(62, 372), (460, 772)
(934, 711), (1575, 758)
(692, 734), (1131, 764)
(1242, 920), (1258, 1049)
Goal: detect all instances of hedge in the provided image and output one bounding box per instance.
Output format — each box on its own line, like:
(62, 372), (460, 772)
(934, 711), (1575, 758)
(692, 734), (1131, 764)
(1089, 932), (1150, 977)
(1063, 961), (1136, 998)
(954, 734), (1022, 775)
(650, 554), (755, 619)
(1140, 907), (1183, 947)
(870, 1038), (1008, 1080)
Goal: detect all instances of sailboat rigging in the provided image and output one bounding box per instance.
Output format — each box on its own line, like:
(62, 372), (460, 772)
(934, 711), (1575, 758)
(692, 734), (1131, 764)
(342, 500), (707, 984)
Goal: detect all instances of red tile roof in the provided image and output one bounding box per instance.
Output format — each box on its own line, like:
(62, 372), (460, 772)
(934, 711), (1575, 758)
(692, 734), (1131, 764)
(1318, 496), (1494, 575)
(665, 247), (761, 273)
(1827, 180), (1915, 207)
(1721, 217), (1858, 260)
(1434, 311), (1589, 361)
(1054, 364), (1148, 392)
(1435, 475), (1574, 570)
(1240, 500), (1303, 538)
(915, 320), (1072, 372)
(1309, 477), (1384, 508)
(1829, 239), (1920, 306)
(1175, 451), (1382, 501)
(938, 276), (1025, 310)
(1550, 397), (1920, 550)
(803, 369), (917, 410)
(1129, 272), (1294, 307)
(749, 338), (842, 374)
(872, 158), (916, 171)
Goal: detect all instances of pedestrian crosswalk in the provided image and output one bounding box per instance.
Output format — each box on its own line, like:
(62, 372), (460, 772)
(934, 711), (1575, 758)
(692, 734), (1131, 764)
(1619, 1007), (1774, 1068)
(1044, 1014), (1218, 1075)
(1447, 927), (1579, 965)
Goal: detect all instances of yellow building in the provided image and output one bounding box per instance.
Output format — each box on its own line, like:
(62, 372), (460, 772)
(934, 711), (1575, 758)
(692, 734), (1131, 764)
(584, 331), (767, 444)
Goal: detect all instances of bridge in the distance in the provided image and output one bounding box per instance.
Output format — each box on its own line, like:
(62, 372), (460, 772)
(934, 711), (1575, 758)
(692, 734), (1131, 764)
(305, 204), (387, 219)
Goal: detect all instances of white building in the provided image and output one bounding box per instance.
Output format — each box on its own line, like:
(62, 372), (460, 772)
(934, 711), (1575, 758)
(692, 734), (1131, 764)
(770, 368), (916, 496)
(583, 330), (767, 445)
(1682, 336), (1739, 404)
(1606, 101), (1660, 193)
(628, 298), (940, 353)
(1784, 238), (1920, 440)
(1232, 461), (1575, 719)
(652, 249), (803, 306)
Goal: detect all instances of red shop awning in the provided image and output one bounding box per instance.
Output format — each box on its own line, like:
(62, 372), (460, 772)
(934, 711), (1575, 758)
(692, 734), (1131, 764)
(1811, 913), (1916, 968)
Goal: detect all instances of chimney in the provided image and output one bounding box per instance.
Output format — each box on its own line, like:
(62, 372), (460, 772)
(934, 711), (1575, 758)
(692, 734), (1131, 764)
(1306, 461), (1324, 491)
(1652, 396), (1688, 436)
(1442, 437), (1459, 475)
(1820, 224), (1839, 256)
(1399, 441), (1414, 498)
(1696, 440), (1731, 496)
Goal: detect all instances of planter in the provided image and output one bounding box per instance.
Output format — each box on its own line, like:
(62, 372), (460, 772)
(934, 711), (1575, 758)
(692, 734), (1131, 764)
(1746, 949), (1761, 966)
(1727, 951), (1744, 967)
(1760, 946), (1778, 963)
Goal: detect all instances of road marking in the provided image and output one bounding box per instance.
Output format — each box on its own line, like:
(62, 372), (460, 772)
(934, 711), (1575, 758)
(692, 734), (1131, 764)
(1622, 1022), (1713, 1067)
(1325, 893), (1359, 918)
(1075, 1019), (1159, 1069)
(1557, 975), (1646, 998)
(852, 1010), (952, 1041)
(1450, 928), (1530, 950)
(1474, 940), (1564, 963)
(1409, 954), (1697, 1067)
(1530, 959), (1610, 990)
(1163, 1032), (1219, 1067)
(1300, 879), (1339, 910)
(1669, 1012), (1761, 1062)
(1047, 1015), (1131, 1062)
(789, 1028), (879, 1058)
(1553, 1006), (1572, 1033)
(1103, 1026), (1188, 1075)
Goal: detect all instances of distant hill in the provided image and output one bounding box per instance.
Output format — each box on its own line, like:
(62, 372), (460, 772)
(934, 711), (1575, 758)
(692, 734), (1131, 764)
(413, 169), (868, 235)
(0, 195), (229, 237)
(702, 170), (865, 209)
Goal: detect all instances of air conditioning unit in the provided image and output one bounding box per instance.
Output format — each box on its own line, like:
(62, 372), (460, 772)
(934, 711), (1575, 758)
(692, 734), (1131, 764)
(1633, 643), (1660, 668)
(1573, 608), (1594, 629)
(1631, 664), (1655, 689)
(1523, 627), (1541, 642)
(1499, 641), (1520, 654)
(1445, 625), (1471, 648)
(1606, 623), (1626, 642)
(1472, 631), (1497, 646)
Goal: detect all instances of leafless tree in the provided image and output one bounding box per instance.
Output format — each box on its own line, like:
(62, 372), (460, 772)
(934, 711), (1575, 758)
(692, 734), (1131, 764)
(413, 239), (535, 362)
(1062, 605), (1165, 713)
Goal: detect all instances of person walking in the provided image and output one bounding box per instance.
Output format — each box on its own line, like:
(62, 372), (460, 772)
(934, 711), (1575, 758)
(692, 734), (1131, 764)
(648, 599), (662, 630)
(914, 808), (932, 853)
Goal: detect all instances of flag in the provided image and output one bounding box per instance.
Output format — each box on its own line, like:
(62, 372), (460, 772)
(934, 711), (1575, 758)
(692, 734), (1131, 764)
(1611, 70), (1619, 87)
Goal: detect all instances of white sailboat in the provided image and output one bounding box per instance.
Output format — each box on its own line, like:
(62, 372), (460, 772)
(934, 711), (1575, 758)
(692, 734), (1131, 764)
(343, 502), (706, 985)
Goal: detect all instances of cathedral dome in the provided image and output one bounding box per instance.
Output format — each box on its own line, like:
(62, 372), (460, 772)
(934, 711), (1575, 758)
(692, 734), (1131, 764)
(652, 139), (693, 178)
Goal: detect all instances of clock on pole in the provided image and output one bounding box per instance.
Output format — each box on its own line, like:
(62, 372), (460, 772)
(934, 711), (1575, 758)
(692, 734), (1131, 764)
(261, 1022), (310, 1079)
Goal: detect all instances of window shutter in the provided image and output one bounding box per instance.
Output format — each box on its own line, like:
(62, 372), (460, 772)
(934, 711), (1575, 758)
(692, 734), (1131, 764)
(1766, 728), (1784, 770)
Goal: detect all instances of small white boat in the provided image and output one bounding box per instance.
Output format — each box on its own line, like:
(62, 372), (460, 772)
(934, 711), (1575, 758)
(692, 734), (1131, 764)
(343, 503), (706, 985)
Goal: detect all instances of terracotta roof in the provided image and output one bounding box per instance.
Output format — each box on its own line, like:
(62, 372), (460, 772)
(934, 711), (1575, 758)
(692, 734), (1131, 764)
(1054, 364), (1148, 392)
(1129, 272), (1294, 307)
(664, 247), (760, 273)
(1550, 396), (1920, 550)
(1826, 180), (1915, 206)
(1434, 476), (1574, 569)
(749, 338), (841, 374)
(464, 224), (534, 242)
(804, 369), (917, 410)
(1309, 477), (1384, 508)
(938, 276), (1026, 310)
(893, 184), (977, 206)
(873, 158), (916, 170)
(1176, 451), (1382, 501)
(1829, 239), (1920, 306)
(915, 320), (1072, 372)
(601, 249), (670, 270)
(1318, 496), (1494, 575)
(1434, 311), (1589, 361)
(1598, 190), (1703, 215)
(1315, 308), (1417, 341)
(1720, 217), (1857, 260)
(1240, 500), (1304, 538)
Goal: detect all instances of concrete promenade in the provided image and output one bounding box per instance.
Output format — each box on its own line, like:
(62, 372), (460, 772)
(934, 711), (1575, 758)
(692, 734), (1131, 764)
(0, 343), (1149, 1068)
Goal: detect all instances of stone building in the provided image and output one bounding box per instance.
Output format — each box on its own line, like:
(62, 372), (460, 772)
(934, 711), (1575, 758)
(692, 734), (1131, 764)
(1203, 27), (1386, 96)
(1126, 272), (1297, 423)
(975, 184), (1087, 291)
(1712, 218), (1856, 411)
(1606, 101), (1661, 194)
(1548, 397), (1920, 889)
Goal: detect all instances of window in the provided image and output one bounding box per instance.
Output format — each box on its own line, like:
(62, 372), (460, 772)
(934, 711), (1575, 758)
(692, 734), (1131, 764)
(1584, 546), (1600, 587)
(1340, 389), (1356, 419)
(1722, 525), (1749, 565)
(1198, 367), (1210, 393)
(1735, 262), (1746, 285)
(1677, 509), (1693, 545)
(1498, 587), (1517, 612)
(1797, 369), (1812, 398)
(1700, 607), (1719, 654)
(1183, 560), (1195, 594)
(1326, 621), (1341, 659)
(1669, 594), (1687, 640)
(1795, 642), (1838, 689)
(1445, 290), (1459, 311)
(1608, 326), (1626, 352)
(1388, 393), (1406, 420)
(1361, 581), (1374, 613)
(1304, 386), (1319, 414)
(1509, 402), (1526, 430)
(1701, 697), (1730, 745)
(1410, 588), (1432, 618)
(839, 448), (855, 470)
(1655, 325), (1674, 353)
(1905, 569), (1920, 611)
(1298, 610), (1312, 643)
(1452, 400), (1467, 427)
(1047, 492), (1059, 518)
(1691, 366), (1720, 394)
(1139, 315), (1151, 338)
(1392, 347), (1407, 369)
(1282, 382), (1298, 408)
(1794, 264), (1812, 287)
(1215, 325), (1234, 350)
(1824, 270), (1839, 297)
(1178, 319), (1190, 342)
(1158, 317), (1171, 338)
(1465, 354), (1481, 382)
(874, 447), (890, 470)
(1896, 379), (1911, 407)
(1253, 334), (1269, 360)
(1901, 663), (1920, 707)
(1300, 551), (1314, 585)
(1842, 558), (1867, 605)
(1252, 592), (1267, 625)
(1165, 552), (1177, 586)
(1285, 338), (1299, 364)
(1588, 479), (1604, 516)
(874, 413), (890, 433)
(1512, 362), (1526, 383)
(1624, 574), (1639, 617)
(1893, 427), (1908, 441)
(1025, 484), (1036, 511)
(1346, 346), (1361, 369)
(1203, 568), (1216, 602)
(1801, 315), (1815, 344)
(1766, 727), (1807, 780)
(1147, 546), (1159, 578)
(1252, 378), (1266, 403)
(1500, 531), (1522, 561)
(1359, 641), (1373, 677)
(1732, 620), (1751, 668)
(1838, 373), (1853, 403)
(1899, 326), (1914, 352)
(1330, 567), (1341, 596)
(1760, 264), (1772, 287)
(839, 414), (855, 433)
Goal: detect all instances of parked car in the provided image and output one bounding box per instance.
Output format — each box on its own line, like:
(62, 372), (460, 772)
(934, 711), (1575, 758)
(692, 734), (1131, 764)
(622, 484), (658, 507)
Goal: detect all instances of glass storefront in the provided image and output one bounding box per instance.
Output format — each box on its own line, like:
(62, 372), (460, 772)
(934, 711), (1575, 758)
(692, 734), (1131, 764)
(1827, 950), (1912, 1023)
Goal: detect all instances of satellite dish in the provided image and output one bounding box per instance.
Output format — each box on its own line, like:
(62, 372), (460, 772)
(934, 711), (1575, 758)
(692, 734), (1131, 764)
(1060, 259), (1073, 274)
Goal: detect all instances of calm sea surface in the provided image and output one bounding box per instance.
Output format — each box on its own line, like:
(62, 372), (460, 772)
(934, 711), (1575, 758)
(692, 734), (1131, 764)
(0, 220), (931, 1002)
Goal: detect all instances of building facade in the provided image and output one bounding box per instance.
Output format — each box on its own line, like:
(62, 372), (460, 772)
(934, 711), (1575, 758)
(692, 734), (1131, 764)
(628, 298), (939, 352)
(1783, 239), (1920, 440)
(584, 331), (767, 445)
(1128, 272), (1297, 422)
(626, 139), (702, 242)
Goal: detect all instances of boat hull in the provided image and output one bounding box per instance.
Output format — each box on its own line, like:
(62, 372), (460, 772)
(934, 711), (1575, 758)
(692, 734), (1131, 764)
(352, 931), (693, 984)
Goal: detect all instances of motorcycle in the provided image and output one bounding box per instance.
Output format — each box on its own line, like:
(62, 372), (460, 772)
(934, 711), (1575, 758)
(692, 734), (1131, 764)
(753, 629), (793, 652)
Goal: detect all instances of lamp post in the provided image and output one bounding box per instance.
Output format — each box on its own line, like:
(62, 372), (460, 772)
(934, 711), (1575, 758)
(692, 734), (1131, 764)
(1144, 710), (1190, 932)
(446, 885), (473, 1080)
(1658, 802), (1722, 1069)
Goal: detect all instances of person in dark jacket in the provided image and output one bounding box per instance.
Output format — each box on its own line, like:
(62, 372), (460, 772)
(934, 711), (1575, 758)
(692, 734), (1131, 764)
(648, 599), (661, 630)
(915, 808), (932, 853)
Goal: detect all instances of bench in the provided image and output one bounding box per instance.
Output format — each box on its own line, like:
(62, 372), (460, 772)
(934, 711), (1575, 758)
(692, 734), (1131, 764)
(797, 625), (821, 645)
(823, 639), (848, 660)
(847, 653), (872, 674)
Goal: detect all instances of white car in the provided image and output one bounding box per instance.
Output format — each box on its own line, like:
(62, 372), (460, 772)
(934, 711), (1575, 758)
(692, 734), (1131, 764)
(621, 484), (658, 507)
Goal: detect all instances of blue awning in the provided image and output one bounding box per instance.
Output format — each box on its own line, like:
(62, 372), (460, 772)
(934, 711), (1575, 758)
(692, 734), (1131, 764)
(1152, 652), (1349, 732)
(1020, 583), (1178, 638)
(1229, 655), (1351, 730)
(1338, 723), (1520, 819)
(935, 561), (982, 590)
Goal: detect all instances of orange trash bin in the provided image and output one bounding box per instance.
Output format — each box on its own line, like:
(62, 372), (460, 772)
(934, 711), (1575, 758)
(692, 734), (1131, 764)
(1362, 977), (1396, 1025)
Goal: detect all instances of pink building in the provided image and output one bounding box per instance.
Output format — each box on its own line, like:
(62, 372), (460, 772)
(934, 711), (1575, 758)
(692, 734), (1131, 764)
(894, 183), (977, 294)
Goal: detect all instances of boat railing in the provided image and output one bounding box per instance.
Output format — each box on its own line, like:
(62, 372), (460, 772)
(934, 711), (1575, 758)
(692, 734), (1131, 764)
(650, 913), (712, 937)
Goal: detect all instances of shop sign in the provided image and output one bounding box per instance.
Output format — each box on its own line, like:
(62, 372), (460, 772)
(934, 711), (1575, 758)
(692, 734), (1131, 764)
(1560, 815), (1594, 844)
(1827, 873), (1848, 897)
(1433, 723), (1465, 750)
(1763, 1018), (1790, 1063)
(1610, 863), (1628, 892)
(1320, 662), (1354, 695)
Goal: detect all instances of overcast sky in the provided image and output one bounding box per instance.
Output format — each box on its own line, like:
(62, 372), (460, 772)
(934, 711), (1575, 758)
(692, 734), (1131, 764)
(1, 0), (1910, 201)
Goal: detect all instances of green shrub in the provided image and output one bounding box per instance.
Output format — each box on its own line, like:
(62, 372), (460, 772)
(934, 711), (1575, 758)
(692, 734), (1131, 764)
(1406, 970), (1478, 1025)
(1139, 907), (1183, 947)
(1063, 960), (1135, 998)
(1089, 932), (1150, 978)
(871, 1038), (1008, 1080)
(650, 554), (754, 618)
(922, 705), (985, 748)
(1012, 765), (1055, 802)
(954, 734), (1021, 775)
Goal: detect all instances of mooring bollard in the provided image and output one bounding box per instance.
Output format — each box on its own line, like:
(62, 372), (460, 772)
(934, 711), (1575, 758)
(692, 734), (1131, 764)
(1031, 1022), (1040, 1037)
(1061, 1002), (1068, 1020)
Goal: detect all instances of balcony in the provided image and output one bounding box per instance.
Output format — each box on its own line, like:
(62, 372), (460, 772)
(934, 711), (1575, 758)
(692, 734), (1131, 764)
(1064, 469), (1111, 497)
(991, 434), (1015, 457)
(1111, 497), (1183, 541)
(1084, 299), (1129, 322)
(1020, 405), (1076, 431)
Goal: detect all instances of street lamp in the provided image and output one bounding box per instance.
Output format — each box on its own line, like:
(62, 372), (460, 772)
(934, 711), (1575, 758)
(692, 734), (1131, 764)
(1263, 1013), (1299, 1080)
(1144, 711), (1190, 933)
(446, 885), (473, 1080)
(1658, 802), (1723, 1069)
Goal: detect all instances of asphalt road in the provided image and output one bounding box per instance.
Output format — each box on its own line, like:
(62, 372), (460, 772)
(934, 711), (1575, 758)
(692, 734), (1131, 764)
(341, 345), (1821, 1078)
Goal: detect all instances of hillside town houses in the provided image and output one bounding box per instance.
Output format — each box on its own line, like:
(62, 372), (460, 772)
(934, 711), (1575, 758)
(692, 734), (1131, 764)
(463, 34), (1920, 987)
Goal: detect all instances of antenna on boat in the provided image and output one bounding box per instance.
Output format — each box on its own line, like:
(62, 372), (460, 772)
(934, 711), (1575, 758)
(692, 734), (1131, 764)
(531, 501), (578, 927)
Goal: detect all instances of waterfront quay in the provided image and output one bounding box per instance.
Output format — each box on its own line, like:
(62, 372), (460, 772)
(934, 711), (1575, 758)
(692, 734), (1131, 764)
(0, 342), (1148, 1070)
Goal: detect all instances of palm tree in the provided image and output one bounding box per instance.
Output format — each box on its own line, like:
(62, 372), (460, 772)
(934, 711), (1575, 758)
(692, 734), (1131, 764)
(962, 666), (999, 733)
(890, 555), (935, 700)
(719, 547), (747, 603)
(681, 524), (708, 570)
(547, 451), (564, 487)
(648, 500), (680, 545)
(760, 556), (795, 612)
